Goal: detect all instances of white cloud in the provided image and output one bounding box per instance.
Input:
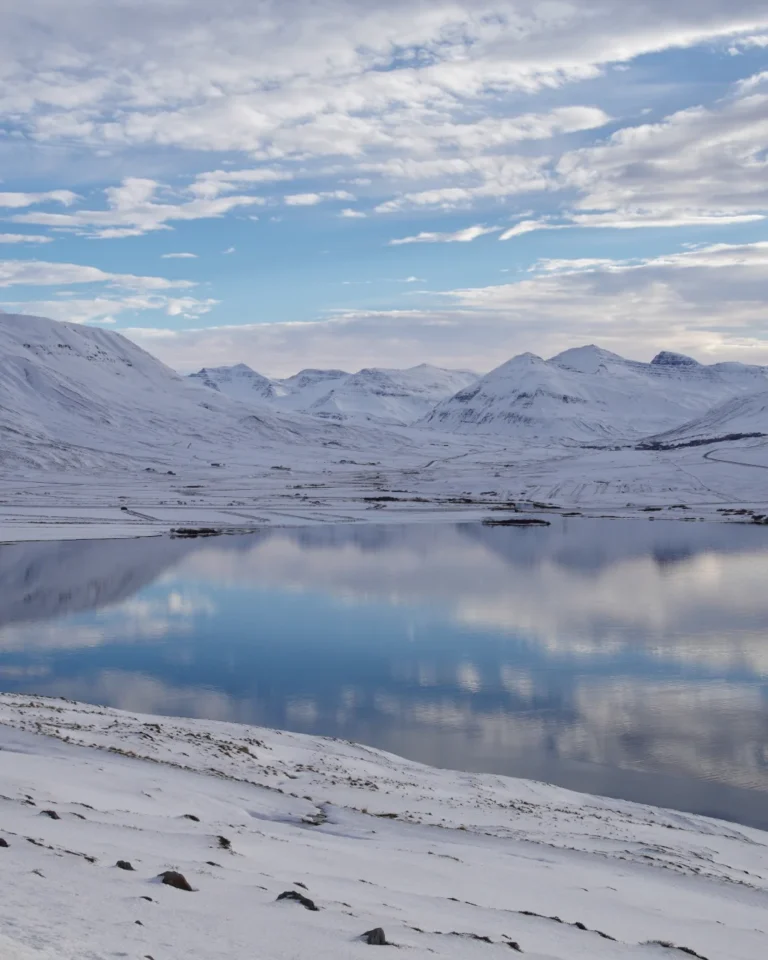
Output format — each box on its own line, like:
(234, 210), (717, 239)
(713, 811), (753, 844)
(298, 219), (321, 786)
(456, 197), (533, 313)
(389, 225), (500, 245)
(161, 252), (198, 259)
(499, 219), (560, 240)
(189, 167), (293, 200)
(557, 87), (768, 226)
(0, 190), (77, 209)
(222, 246), (236, 255)
(284, 191), (355, 206)
(13, 177), (263, 239)
(1, 294), (217, 325)
(0, 259), (195, 291)
(0, 233), (53, 244)
(339, 208), (366, 218)
(5, 1), (765, 160)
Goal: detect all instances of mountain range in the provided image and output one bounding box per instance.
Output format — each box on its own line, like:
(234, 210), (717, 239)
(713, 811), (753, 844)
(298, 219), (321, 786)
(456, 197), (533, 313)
(423, 346), (768, 443)
(191, 343), (768, 445)
(189, 362), (477, 425)
(1, 311), (767, 477)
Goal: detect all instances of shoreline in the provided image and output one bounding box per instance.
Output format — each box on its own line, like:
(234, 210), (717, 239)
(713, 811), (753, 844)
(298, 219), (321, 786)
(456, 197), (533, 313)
(1, 433), (767, 544)
(0, 695), (766, 959)
(0, 500), (765, 545)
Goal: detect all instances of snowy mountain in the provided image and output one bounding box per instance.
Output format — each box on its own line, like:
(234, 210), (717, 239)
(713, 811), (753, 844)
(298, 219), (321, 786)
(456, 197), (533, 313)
(0, 312), (366, 472)
(304, 364), (478, 424)
(189, 362), (477, 425)
(423, 346), (768, 443)
(188, 363), (285, 402)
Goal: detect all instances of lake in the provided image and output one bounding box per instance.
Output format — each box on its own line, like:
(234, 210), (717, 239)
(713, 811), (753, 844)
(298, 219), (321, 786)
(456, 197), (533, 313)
(1, 518), (767, 828)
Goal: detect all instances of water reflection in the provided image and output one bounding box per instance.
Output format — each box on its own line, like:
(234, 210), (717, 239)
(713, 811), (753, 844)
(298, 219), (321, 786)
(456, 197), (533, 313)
(0, 520), (767, 827)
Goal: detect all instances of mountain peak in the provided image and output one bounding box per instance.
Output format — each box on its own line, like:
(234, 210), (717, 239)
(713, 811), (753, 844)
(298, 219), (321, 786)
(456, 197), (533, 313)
(651, 351), (700, 368)
(550, 345), (628, 373)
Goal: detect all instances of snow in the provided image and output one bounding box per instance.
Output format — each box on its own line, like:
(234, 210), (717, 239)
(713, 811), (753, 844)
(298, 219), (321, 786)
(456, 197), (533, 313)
(0, 694), (767, 960)
(647, 391), (768, 446)
(191, 360), (477, 425)
(423, 347), (768, 442)
(0, 310), (768, 541)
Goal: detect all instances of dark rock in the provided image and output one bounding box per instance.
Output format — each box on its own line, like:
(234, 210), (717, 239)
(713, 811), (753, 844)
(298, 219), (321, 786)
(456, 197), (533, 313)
(507, 943), (523, 953)
(159, 870), (193, 891)
(182, 814), (200, 822)
(135, 920), (143, 926)
(294, 881), (308, 889)
(363, 928), (388, 945)
(276, 890), (319, 911)
(217, 835), (232, 850)
(482, 518), (551, 527)
(41, 810), (61, 820)
(0, 839), (8, 848)
(140, 896), (153, 902)
(116, 860), (135, 871)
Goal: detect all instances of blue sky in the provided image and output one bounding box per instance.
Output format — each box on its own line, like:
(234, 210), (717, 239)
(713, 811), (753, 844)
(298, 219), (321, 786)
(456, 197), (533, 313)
(1, 1), (768, 375)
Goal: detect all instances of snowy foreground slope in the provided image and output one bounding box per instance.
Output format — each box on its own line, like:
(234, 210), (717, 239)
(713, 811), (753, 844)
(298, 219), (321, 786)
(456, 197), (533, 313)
(1, 696), (767, 960)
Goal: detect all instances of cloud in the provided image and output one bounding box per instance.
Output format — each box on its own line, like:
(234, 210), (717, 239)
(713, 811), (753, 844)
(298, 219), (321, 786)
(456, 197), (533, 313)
(0, 233), (53, 244)
(389, 225), (500, 245)
(122, 241), (768, 375)
(13, 177), (263, 239)
(0, 295), (217, 325)
(3, 2), (767, 237)
(284, 191), (355, 206)
(373, 157), (551, 212)
(0, 259), (196, 291)
(161, 252), (198, 259)
(499, 219), (561, 240)
(0, 190), (77, 209)
(339, 208), (366, 218)
(189, 167), (293, 200)
(557, 87), (768, 227)
(5, 1), (765, 165)
(222, 246), (236, 254)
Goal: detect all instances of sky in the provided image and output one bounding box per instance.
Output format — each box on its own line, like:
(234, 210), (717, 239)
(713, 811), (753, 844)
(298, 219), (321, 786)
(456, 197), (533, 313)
(1, 0), (768, 376)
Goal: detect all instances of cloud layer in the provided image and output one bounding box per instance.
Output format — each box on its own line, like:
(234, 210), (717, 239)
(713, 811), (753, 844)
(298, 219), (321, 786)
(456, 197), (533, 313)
(2, 1), (768, 364)
(123, 241), (768, 375)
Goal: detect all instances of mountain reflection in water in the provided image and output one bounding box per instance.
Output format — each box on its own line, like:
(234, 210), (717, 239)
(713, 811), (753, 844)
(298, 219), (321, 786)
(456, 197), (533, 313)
(1, 518), (767, 828)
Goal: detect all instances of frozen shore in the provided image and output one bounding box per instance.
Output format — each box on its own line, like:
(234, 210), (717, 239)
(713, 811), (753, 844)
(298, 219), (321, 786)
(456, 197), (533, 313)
(0, 695), (766, 960)
(1, 434), (768, 543)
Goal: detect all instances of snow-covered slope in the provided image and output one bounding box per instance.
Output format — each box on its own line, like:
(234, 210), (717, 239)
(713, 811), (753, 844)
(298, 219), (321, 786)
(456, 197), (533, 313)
(0, 312), (365, 472)
(1, 695), (767, 960)
(644, 390), (768, 447)
(188, 363), (285, 402)
(306, 364), (478, 424)
(423, 346), (768, 443)
(189, 362), (477, 425)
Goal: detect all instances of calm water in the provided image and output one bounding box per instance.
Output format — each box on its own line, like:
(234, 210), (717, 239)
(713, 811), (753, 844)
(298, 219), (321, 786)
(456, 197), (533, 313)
(1, 519), (768, 828)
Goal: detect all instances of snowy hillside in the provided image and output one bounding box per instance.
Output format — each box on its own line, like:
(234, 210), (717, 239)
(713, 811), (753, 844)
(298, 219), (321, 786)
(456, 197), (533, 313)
(423, 346), (768, 443)
(644, 390), (768, 447)
(2, 695), (768, 960)
(0, 312), (375, 472)
(189, 362), (477, 425)
(188, 363), (285, 402)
